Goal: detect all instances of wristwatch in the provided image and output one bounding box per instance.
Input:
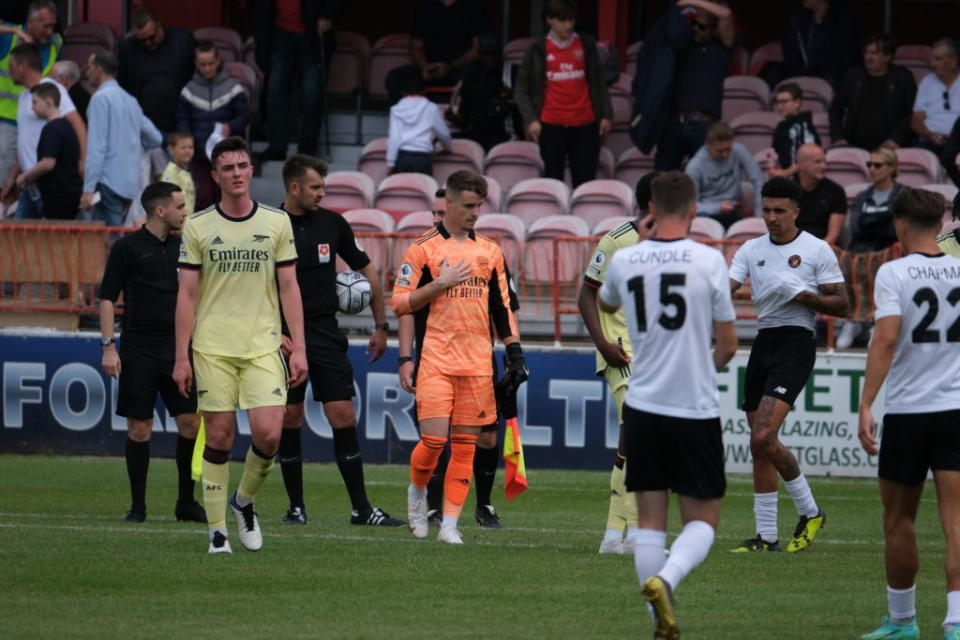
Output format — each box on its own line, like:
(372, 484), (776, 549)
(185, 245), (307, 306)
(374, 322), (390, 332)
(100, 337), (115, 347)
(398, 356), (413, 365)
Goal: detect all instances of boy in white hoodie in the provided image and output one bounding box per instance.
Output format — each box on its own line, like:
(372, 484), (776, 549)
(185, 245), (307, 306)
(387, 76), (452, 175)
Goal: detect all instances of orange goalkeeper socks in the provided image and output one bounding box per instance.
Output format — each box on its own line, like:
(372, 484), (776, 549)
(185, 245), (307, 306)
(442, 433), (478, 517)
(410, 434), (447, 489)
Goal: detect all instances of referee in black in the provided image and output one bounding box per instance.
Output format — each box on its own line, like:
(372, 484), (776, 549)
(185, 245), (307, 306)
(277, 154), (403, 526)
(99, 182), (205, 523)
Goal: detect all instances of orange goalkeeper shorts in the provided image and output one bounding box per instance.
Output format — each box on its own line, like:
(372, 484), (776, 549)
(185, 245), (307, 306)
(415, 359), (496, 427)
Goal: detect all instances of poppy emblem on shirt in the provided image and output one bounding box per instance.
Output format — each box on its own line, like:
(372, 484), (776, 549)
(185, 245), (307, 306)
(788, 255), (802, 268)
(317, 243), (330, 263)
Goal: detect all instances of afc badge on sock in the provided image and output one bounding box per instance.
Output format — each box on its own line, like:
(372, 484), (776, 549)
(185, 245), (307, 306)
(318, 243), (330, 263)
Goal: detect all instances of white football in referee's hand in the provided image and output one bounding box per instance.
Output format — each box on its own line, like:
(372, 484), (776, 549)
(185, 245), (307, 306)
(336, 271), (372, 315)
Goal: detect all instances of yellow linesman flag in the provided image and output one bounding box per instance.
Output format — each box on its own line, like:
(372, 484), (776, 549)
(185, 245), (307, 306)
(502, 417), (528, 500)
(191, 416), (205, 482)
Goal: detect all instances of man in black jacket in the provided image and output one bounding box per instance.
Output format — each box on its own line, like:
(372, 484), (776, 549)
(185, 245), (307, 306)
(782, 0), (860, 88)
(254, 0), (345, 161)
(118, 10), (195, 135)
(829, 33), (916, 150)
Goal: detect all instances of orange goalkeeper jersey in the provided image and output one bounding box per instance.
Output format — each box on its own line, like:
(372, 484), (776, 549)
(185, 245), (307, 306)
(392, 223), (519, 376)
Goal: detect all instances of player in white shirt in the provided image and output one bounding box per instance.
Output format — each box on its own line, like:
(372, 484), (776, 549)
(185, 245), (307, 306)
(859, 187), (960, 640)
(728, 177), (848, 554)
(599, 172), (738, 640)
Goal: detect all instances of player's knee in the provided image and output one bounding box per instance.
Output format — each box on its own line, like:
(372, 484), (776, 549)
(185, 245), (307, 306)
(749, 430), (779, 457)
(127, 419), (152, 442)
(175, 413), (200, 438)
(282, 409), (303, 429)
(324, 400), (356, 428)
(477, 430), (497, 449)
(254, 432), (281, 456)
(882, 510), (916, 538)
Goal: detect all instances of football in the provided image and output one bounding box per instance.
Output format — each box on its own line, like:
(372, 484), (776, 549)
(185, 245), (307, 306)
(335, 271), (372, 314)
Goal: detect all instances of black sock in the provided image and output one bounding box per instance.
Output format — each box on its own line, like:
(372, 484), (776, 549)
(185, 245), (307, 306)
(175, 435), (196, 503)
(333, 426), (370, 513)
(125, 438), (149, 511)
(474, 444), (499, 507)
(279, 427), (304, 509)
(427, 446), (449, 513)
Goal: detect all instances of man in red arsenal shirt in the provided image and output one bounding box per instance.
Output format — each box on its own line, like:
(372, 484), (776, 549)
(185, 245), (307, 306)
(515, 0), (613, 188)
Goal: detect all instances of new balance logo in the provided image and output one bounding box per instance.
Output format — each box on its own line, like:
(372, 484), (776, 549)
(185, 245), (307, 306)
(211, 236), (224, 245)
(272, 388), (283, 396)
(757, 260), (766, 267)
(252, 234), (270, 242)
(774, 386), (787, 394)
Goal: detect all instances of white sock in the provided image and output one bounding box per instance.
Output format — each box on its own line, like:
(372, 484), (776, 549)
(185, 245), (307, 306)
(602, 528), (622, 544)
(784, 474), (819, 518)
(944, 590), (960, 626)
(887, 585), (916, 624)
(754, 492), (778, 542)
(235, 493), (252, 508)
(659, 520), (715, 591)
(441, 514), (458, 530)
(633, 528), (668, 586)
(626, 525), (641, 544)
(408, 483), (426, 499)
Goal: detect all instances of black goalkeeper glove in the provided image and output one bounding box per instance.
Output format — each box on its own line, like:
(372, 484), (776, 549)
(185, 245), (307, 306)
(494, 343), (528, 420)
(505, 342), (528, 386)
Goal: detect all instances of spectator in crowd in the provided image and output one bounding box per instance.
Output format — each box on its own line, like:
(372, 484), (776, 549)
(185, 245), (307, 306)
(82, 50), (163, 227)
(14, 82), (80, 219)
(847, 147), (902, 253)
(781, 0), (860, 87)
(0, 0), (62, 189)
(254, 0), (344, 162)
(160, 131), (196, 215)
(386, 74), (451, 175)
(685, 121), (764, 228)
(175, 41), (249, 209)
(51, 60), (90, 121)
(118, 9), (195, 135)
(795, 143), (847, 245)
(911, 38), (960, 153)
(384, 0), (486, 104)
(514, 0), (613, 188)
(2, 44), (85, 220)
(943, 110), (960, 188)
(829, 33), (916, 151)
(770, 81), (820, 178)
(447, 32), (514, 151)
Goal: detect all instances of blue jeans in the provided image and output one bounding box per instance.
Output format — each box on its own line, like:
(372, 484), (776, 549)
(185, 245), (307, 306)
(654, 119), (712, 171)
(90, 183), (130, 228)
(14, 185), (42, 219)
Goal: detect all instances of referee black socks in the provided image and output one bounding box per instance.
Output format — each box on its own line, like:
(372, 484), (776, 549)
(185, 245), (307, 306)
(175, 435), (196, 503)
(427, 447), (449, 513)
(279, 427), (305, 509)
(125, 437), (149, 511)
(474, 444), (499, 507)
(333, 426), (370, 513)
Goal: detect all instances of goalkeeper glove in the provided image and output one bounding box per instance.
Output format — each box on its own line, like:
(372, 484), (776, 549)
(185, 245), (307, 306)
(505, 342), (528, 386)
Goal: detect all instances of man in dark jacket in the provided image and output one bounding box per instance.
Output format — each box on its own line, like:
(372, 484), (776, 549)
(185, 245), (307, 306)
(254, 0), (345, 161)
(782, 0), (860, 88)
(118, 10), (195, 134)
(514, 0), (613, 188)
(829, 33), (916, 150)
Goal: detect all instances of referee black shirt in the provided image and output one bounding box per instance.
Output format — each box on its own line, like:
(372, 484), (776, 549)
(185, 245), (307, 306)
(283, 205), (371, 323)
(99, 226), (181, 360)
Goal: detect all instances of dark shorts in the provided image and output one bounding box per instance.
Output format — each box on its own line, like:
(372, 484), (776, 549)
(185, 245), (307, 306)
(287, 322), (355, 405)
(743, 326), (816, 412)
(879, 410), (960, 485)
(117, 357), (197, 420)
(623, 404), (726, 499)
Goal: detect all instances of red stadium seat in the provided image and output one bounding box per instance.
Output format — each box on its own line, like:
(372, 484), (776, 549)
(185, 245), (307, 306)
(748, 41), (783, 77)
(725, 216), (768, 240)
(194, 27), (242, 62)
(625, 40), (644, 78)
(224, 61), (260, 114)
(740, 181), (757, 217)
(844, 182), (871, 207)
(754, 147), (778, 172)
(728, 46), (749, 76)
(606, 87), (635, 159)
(591, 216), (635, 237)
(896, 148), (942, 187)
(615, 147), (656, 187)
(782, 76), (834, 114)
(569, 180), (636, 231)
(523, 215), (591, 287)
(730, 111), (783, 155)
(475, 213), (526, 274)
(368, 33), (412, 99)
(483, 141), (543, 196)
(826, 147), (870, 187)
(323, 171), (376, 211)
(505, 178), (571, 229)
(357, 137), (390, 187)
(343, 208), (396, 273)
(374, 172), (438, 221)
(432, 138), (485, 187)
(328, 31), (370, 95)
(895, 44), (932, 64)
(479, 175), (503, 213)
(690, 216), (725, 242)
(562, 147), (616, 187)
(813, 111), (831, 147)
(722, 76), (771, 123)
(64, 22), (116, 49)
(393, 210), (435, 271)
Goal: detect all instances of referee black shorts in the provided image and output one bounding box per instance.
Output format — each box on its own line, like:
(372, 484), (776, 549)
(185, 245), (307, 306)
(880, 410), (960, 485)
(742, 326), (816, 412)
(287, 322), (355, 405)
(623, 404), (726, 499)
(117, 356), (197, 420)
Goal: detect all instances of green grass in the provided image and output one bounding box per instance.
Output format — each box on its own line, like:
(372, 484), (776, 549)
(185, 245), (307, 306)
(0, 455), (952, 639)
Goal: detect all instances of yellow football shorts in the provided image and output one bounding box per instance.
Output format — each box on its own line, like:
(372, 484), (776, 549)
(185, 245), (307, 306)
(604, 364), (630, 423)
(193, 349), (288, 411)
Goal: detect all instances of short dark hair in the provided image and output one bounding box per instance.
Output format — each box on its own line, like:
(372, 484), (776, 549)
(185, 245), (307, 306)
(131, 9), (157, 29)
(635, 171), (660, 212)
(210, 135), (250, 168)
(774, 81), (802, 101)
(92, 49), (118, 77)
(650, 171), (696, 217)
(140, 181), (182, 215)
(401, 73), (425, 96)
(544, 0), (577, 21)
(891, 187), (945, 231)
(761, 177), (804, 205)
(864, 32), (896, 56)
(29, 82), (60, 106)
(167, 130), (193, 147)
(446, 170), (487, 200)
(435, 188), (446, 198)
(281, 154), (329, 188)
(10, 43), (41, 71)
(195, 40), (219, 56)
(706, 121), (733, 143)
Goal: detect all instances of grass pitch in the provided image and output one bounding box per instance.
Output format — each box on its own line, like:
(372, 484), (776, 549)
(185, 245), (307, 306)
(0, 454), (951, 639)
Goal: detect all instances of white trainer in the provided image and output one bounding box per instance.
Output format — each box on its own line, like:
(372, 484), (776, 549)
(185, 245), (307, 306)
(407, 484), (428, 539)
(438, 527), (464, 544)
(598, 538), (625, 555)
(208, 530), (232, 554)
(229, 492), (263, 551)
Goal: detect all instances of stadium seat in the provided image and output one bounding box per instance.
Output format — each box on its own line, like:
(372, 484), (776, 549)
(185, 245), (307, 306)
(896, 148), (942, 187)
(374, 172), (438, 222)
(748, 41), (783, 77)
(895, 44), (932, 64)
(740, 181), (757, 217)
(61, 43), (108, 68)
(754, 147), (778, 172)
(241, 36), (260, 75)
(606, 86), (635, 158)
(432, 138), (485, 186)
(523, 215), (591, 289)
(942, 218), (960, 235)
(730, 111), (783, 156)
(728, 46), (749, 76)
(224, 62), (260, 114)
(328, 31), (369, 96)
(722, 76), (770, 123)
(323, 171), (376, 211)
(342, 208), (396, 273)
(783, 76), (834, 113)
(919, 184), (959, 219)
(475, 213), (526, 274)
(591, 216), (635, 237)
(505, 178), (571, 228)
(480, 175), (503, 213)
(826, 147), (870, 187)
(615, 147), (656, 187)
(813, 111), (831, 147)
(483, 141), (544, 196)
(393, 210), (435, 271)
(625, 40), (644, 77)
(690, 216), (726, 242)
(562, 147), (616, 187)
(357, 137), (390, 186)
(723, 216), (768, 261)
(368, 33), (412, 99)
(503, 37), (534, 67)
(194, 27), (242, 62)
(64, 22), (116, 49)
(843, 182), (871, 207)
(569, 180), (636, 231)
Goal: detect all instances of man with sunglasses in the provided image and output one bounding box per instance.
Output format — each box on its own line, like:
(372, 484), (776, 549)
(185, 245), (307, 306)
(911, 38), (960, 155)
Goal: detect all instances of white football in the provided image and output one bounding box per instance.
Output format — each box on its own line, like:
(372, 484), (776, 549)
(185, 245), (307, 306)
(336, 271), (372, 314)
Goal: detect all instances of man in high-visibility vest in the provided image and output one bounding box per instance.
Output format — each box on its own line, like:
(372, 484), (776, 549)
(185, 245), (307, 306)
(0, 0), (62, 196)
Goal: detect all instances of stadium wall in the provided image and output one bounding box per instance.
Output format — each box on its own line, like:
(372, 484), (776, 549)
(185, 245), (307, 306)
(0, 331), (881, 477)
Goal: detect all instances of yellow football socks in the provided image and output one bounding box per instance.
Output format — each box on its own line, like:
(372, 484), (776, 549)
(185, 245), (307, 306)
(237, 445), (275, 504)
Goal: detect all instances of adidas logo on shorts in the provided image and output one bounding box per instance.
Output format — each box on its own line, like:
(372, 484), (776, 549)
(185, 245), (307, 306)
(211, 236), (224, 245)
(198, 390), (208, 396)
(272, 388), (283, 396)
